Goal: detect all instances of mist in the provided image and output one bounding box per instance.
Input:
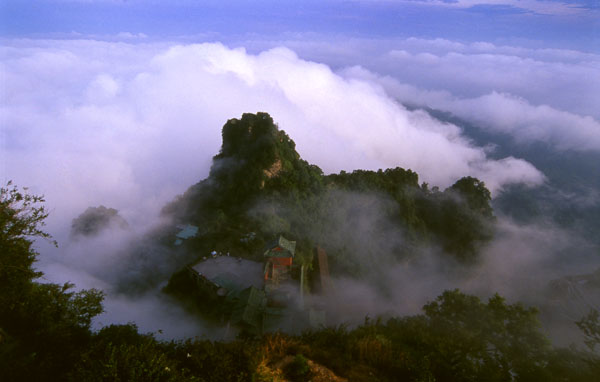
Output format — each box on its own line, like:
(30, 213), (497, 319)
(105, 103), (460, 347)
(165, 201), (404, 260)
(2, 36), (598, 342)
(256, 188), (599, 345)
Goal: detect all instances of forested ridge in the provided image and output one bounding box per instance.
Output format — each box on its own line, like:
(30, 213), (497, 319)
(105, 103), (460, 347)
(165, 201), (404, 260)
(2, 113), (599, 381)
(162, 112), (495, 269)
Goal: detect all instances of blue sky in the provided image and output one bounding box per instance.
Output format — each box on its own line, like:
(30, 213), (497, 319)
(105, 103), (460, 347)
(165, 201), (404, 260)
(1, 0), (598, 50)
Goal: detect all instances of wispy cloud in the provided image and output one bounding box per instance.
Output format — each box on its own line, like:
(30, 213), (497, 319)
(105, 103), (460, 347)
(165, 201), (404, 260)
(242, 36), (600, 120)
(348, 70), (600, 151)
(356, 0), (592, 16)
(441, 0), (586, 16)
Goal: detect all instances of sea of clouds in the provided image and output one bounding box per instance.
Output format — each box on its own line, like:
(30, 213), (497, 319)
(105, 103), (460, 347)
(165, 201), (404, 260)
(1, 35), (598, 338)
(2, 38), (567, 233)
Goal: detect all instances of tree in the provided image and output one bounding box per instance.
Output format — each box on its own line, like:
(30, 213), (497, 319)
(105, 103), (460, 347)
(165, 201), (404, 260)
(448, 176), (494, 218)
(576, 309), (600, 375)
(425, 177), (495, 262)
(0, 180), (54, 293)
(0, 181), (104, 381)
(70, 205), (129, 238)
(577, 309), (600, 353)
(421, 289), (551, 381)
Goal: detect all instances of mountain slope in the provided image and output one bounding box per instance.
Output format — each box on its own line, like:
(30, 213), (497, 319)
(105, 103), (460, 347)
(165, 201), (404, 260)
(162, 112), (496, 271)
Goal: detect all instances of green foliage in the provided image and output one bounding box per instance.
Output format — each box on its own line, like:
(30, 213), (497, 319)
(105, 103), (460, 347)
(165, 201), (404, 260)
(415, 177), (495, 262)
(575, 309), (600, 375)
(0, 181), (53, 294)
(284, 353), (311, 381)
(0, 182), (259, 381)
(71, 324), (178, 382)
(577, 309), (600, 352)
(325, 170), (495, 263)
(0, 182), (105, 381)
(161, 337), (259, 382)
(421, 290), (551, 380)
(256, 207), (291, 235)
(71, 205), (129, 237)
(34, 294), (600, 381)
(449, 176), (493, 217)
(297, 290), (596, 382)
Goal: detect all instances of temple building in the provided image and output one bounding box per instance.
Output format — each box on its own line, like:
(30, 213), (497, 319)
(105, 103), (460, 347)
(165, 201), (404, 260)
(263, 235), (296, 287)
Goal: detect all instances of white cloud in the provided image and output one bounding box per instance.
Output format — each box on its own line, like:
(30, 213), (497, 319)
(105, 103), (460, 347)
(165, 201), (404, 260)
(86, 74), (120, 101)
(347, 68), (600, 151)
(443, 92), (600, 150)
(380, 46), (600, 120)
(115, 32), (148, 40)
(249, 35), (600, 152)
(437, 0), (586, 16)
(241, 36), (600, 121)
(1, 39), (545, 244)
(352, 0), (591, 16)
